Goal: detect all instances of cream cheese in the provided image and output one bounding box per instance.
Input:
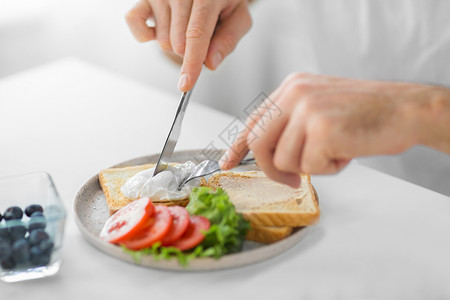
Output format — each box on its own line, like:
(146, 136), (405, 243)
(121, 161), (200, 201)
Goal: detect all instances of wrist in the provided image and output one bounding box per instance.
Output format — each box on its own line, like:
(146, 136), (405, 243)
(404, 85), (450, 150)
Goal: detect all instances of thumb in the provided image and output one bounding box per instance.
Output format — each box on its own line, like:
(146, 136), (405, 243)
(204, 2), (252, 70)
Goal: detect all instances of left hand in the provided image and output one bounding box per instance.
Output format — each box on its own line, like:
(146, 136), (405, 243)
(219, 73), (442, 187)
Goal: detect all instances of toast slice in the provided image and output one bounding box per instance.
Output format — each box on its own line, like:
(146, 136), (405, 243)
(207, 171), (319, 243)
(99, 164), (190, 215)
(245, 226), (294, 243)
(207, 171), (319, 227)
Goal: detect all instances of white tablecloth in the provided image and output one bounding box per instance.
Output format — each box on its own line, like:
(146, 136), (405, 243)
(1, 58), (449, 299)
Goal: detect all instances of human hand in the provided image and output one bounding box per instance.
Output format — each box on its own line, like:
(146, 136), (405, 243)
(219, 73), (448, 187)
(125, 0), (252, 91)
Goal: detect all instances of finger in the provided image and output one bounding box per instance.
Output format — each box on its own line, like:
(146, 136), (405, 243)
(204, 1), (252, 70)
(249, 107), (301, 188)
(333, 159), (352, 172)
(273, 106), (306, 174)
(126, 0), (156, 42)
(218, 132), (250, 170)
(300, 118), (345, 174)
(152, 0), (172, 51)
(169, 0), (193, 56)
(219, 83), (287, 170)
(178, 1), (221, 91)
(301, 141), (336, 174)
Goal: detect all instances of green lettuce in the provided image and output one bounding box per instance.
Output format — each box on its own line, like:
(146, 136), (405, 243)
(122, 187), (250, 267)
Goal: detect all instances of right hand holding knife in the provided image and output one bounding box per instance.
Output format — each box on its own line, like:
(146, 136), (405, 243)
(125, 0), (252, 92)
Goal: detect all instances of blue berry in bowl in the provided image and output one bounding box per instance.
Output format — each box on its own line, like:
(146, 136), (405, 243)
(38, 239), (54, 255)
(3, 206), (23, 221)
(11, 238), (30, 264)
(28, 216), (47, 232)
(30, 246), (51, 266)
(7, 221), (27, 241)
(1, 258), (16, 270)
(25, 205), (44, 218)
(28, 229), (50, 246)
(30, 211), (44, 218)
(0, 239), (12, 261)
(0, 226), (11, 240)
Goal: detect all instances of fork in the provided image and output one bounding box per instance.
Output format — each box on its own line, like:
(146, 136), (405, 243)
(177, 157), (256, 190)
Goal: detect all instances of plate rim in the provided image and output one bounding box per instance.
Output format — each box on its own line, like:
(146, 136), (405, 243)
(73, 149), (313, 271)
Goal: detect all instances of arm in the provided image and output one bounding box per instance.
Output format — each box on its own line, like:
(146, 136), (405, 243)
(219, 73), (450, 187)
(125, 0), (252, 91)
(409, 87), (450, 154)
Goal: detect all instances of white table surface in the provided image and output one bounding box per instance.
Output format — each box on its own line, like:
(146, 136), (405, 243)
(1, 58), (449, 299)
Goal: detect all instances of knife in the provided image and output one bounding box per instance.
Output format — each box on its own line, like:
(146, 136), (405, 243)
(153, 89), (193, 177)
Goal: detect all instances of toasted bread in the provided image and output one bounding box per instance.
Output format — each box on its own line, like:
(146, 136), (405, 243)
(207, 171), (319, 243)
(99, 163), (191, 215)
(246, 226), (294, 243)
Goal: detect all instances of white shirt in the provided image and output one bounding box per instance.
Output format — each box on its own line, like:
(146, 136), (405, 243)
(195, 0), (450, 196)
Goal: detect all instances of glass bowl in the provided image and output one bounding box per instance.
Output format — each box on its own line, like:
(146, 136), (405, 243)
(0, 172), (66, 282)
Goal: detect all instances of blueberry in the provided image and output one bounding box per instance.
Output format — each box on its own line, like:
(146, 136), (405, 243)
(0, 240), (12, 261)
(1, 258), (16, 270)
(25, 204), (44, 217)
(0, 213), (3, 222)
(8, 222), (27, 241)
(30, 246), (51, 266)
(30, 211), (44, 218)
(3, 206), (23, 221)
(11, 238), (30, 264)
(0, 227), (11, 241)
(38, 239), (54, 254)
(28, 215), (47, 232)
(28, 229), (49, 246)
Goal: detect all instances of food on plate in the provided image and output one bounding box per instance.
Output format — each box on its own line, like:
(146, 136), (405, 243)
(169, 215), (210, 251)
(160, 206), (190, 246)
(120, 205), (173, 250)
(99, 197), (155, 243)
(100, 187), (249, 266)
(206, 171), (319, 243)
(185, 187), (249, 255)
(101, 200), (210, 252)
(245, 226), (293, 244)
(98, 158), (320, 266)
(99, 161), (202, 215)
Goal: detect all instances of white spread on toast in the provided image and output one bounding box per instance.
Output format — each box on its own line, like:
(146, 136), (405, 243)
(120, 161), (200, 201)
(215, 172), (309, 211)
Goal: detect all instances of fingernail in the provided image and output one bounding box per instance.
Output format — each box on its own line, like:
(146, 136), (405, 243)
(211, 52), (223, 69)
(178, 73), (189, 91)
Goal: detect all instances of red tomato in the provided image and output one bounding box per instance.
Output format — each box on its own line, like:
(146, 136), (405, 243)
(170, 215), (210, 251)
(121, 205), (173, 250)
(100, 197), (154, 243)
(161, 206), (190, 246)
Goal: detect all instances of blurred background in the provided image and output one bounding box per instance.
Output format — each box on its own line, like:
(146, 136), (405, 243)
(1, 0), (449, 196)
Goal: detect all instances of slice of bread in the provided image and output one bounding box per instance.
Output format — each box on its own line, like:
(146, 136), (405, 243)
(206, 171), (319, 243)
(207, 171), (319, 227)
(245, 226), (294, 243)
(99, 163), (190, 215)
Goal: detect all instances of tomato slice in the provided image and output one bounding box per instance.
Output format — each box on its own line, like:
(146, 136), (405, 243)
(100, 197), (154, 243)
(121, 205), (173, 250)
(161, 206), (190, 246)
(170, 215), (210, 251)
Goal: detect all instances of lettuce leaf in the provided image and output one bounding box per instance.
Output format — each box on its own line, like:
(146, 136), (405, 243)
(122, 187), (250, 267)
(186, 187), (250, 257)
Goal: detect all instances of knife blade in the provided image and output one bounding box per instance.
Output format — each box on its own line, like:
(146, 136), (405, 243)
(153, 89), (193, 177)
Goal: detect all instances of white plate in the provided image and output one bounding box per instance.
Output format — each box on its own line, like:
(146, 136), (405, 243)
(73, 149), (311, 271)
